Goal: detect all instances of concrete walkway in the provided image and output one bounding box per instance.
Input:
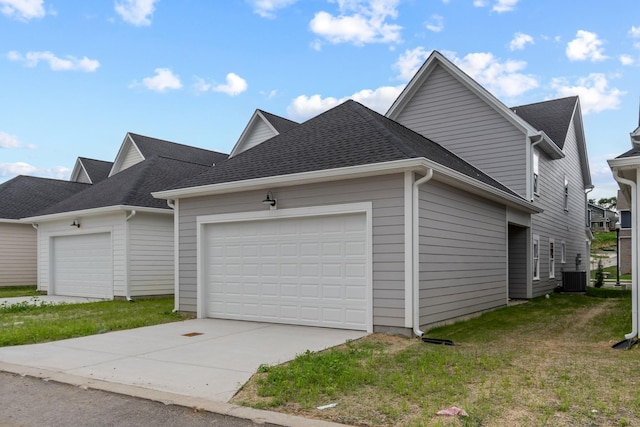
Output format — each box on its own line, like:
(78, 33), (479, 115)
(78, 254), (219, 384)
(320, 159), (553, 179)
(0, 319), (366, 426)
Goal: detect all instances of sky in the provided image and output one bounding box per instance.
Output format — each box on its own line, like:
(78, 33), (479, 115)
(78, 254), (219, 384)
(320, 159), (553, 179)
(1, 0), (639, 201)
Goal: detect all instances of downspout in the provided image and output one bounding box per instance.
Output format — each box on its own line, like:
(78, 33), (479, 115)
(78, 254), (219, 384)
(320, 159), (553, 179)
(167, 199), (179, 313)
(32, 224), (39, 292)
(412, 168), (434, 337)
(124, 210), (136, 302)
(585, 187), (594, 280)
(612, 170), (638, 341)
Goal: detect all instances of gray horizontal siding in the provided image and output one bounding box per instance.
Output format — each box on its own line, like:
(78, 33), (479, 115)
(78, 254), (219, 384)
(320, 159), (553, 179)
(396, 64), (527, 196)
(419, 180), (507, 327)
(177, 174), (406, 328)
(531, 117), (590, 296)
(129, 213), (174, 296)
(0, 224), (36, 287)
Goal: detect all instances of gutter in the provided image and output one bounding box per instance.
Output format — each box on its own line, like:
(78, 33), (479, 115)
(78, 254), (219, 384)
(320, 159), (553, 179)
(411, 168), (434, 337)
(612, 169), (638, 341)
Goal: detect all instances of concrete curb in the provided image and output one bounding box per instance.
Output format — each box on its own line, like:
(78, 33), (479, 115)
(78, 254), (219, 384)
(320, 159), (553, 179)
(0, 362), (352, 427)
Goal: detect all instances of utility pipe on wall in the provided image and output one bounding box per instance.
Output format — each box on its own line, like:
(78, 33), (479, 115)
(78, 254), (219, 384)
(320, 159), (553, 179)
(613, 169), (638, 341)
(124, 210), (137, 302)
(412, 168), (434, 337)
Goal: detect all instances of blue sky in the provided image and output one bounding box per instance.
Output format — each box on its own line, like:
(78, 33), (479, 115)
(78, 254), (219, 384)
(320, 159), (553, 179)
(1, 0), (638, 201)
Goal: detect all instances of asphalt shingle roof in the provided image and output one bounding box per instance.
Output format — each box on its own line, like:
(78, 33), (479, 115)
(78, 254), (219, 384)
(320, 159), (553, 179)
(257, 110), (299, 134)
(129, 133), (229, 166)
(616, 145), (640, 159)
(511, 96), (578, 150)
(165, 100), (521, 199)
(0, 176), (90, 220)
(78, 157), (113, 183)
(34, 156), (212, 216)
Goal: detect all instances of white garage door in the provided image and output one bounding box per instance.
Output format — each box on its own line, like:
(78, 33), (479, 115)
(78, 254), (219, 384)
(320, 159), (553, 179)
(204, 213), (368, 330)
(52, 233), (112, 298)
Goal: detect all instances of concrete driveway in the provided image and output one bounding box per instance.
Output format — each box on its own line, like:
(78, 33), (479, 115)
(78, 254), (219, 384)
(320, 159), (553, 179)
(0, 319), (366, 404)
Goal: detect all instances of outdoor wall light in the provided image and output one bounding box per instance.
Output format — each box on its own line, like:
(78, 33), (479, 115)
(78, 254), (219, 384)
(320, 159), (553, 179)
(262, 191), (277, 208)
(70, 220), (80, 228)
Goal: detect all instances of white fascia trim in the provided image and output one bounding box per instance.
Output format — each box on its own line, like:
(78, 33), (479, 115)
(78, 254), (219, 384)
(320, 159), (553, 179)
(608, 157), (640, 169)
(153, 158), (428, 199)
(0, 219), (23, 224)
(153, 157), (540, 214)
(20, 205), (172, 223)
(533, 131), (564, 160)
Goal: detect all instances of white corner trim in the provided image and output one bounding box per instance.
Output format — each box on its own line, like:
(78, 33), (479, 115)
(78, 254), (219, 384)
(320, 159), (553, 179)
(404, 171), (413, 328)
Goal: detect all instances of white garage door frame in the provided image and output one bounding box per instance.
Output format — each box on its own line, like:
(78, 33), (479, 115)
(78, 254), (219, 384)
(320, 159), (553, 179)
(196, 202), (373, 332)
(49, 229), (114, 298)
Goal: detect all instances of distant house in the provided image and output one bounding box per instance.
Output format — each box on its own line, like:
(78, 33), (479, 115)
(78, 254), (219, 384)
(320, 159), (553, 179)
(22, 133), (227, 299)
(617, 190), (632, 275)
(0, 176), (89, 287)
(588, 203), (618, 232)
(153, 51), (592, 336)
(69, 157), (113, 184)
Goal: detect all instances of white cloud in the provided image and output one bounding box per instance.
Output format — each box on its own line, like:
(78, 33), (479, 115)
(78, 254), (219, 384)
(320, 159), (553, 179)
(0, 163), (69, 179)
(8, 50), (100, 72)
(394, 47), (431, 81)
(212, 73), (248, 96)
(194, 73), (248, 96)
(139, 68), (182, 92)
(248, 0), (297, 18)
(551, 73), (625, 114)
(447, 51), (539, 98)
(0, 131), (22, 148)
(287, 85), (404, 121)
(492, 0), (519, 13)
(425, 14), (443, 32)
(115, 0), (158, 26)
(566, 30), (607, 62)
(509, 32), (534, 51)
(630, 26), (640, 38)
(0, 0), (45, 21)
(309, 0), (402, 46)
(620, 55), (634, 66)
(473, 0), (519, 12)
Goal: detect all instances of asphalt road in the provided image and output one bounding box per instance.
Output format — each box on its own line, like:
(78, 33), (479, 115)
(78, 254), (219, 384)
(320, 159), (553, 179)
(0, 371), (269, 427)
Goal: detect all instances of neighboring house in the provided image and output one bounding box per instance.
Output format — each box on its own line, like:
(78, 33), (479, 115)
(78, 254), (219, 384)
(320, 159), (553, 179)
(588, 203), (618, 232)
(69, 157), (113, 184)
(229, 109), (298, 157)
(154, 99), (542, 335)
(22, 133), (228, 300)
(386, 51), (592, 299)
(617, 190), (632, 275)
(0, 176), (89, 287)
(608, 121), (640, 341)
(154, 51), (592, 337)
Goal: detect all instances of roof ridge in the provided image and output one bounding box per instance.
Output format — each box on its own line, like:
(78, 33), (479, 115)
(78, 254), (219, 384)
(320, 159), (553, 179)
(511, 95), (578, 110)
(129, 132), (228, 157)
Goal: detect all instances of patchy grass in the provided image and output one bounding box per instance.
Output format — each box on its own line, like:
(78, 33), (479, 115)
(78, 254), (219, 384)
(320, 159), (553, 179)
(232, 295), (639, 426)
(591, 231), (617, 251)
(0, 297), (191, 347)
(590, 265), (632, 282)
(0, 286), (40, 298)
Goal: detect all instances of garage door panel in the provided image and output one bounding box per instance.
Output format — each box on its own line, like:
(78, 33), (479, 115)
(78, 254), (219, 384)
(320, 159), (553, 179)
(204, 213), (368, 330)
(52, 233), (112, 299)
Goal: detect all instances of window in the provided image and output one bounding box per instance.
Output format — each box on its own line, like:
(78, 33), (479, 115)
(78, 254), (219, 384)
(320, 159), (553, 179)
(621, 210), (632, 229)
(563, 175), (569, 211)
(533, 234), (540, 280)
(549, 239), (555, 279)
(560, 241), (566, 263)
(533, 150), (539, 196)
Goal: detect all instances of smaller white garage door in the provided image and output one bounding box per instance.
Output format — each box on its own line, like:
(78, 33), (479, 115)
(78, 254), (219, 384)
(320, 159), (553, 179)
(204, 213), (369, 330)
(52, 233), (112, 298)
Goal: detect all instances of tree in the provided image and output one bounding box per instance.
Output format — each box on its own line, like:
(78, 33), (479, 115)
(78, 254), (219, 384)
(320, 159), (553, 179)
(597, 197), (617, 210)
(588, 198), (596, 205)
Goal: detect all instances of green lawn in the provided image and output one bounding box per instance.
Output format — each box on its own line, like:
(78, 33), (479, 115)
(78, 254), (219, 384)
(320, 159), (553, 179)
(0, 286), (40, 298)
(0, 296), (191, 347)
(233, 290), (638, 427)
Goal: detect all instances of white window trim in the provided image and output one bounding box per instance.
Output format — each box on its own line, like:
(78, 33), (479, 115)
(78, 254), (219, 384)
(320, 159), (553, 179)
(560, 240), (566, 264)
(533, 234), (540, 281)
(549, 238), (555, 279)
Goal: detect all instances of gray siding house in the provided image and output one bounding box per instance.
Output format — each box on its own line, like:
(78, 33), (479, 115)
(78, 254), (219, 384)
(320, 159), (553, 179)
(0, 176), (89, 287)
(154, 99), (543, 336)
(387, 51), (593, 299)
(23, 133), (228, 299)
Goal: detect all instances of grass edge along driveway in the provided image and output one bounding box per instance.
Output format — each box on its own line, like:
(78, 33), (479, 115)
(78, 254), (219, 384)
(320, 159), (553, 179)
(232, 290), (639, 427)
